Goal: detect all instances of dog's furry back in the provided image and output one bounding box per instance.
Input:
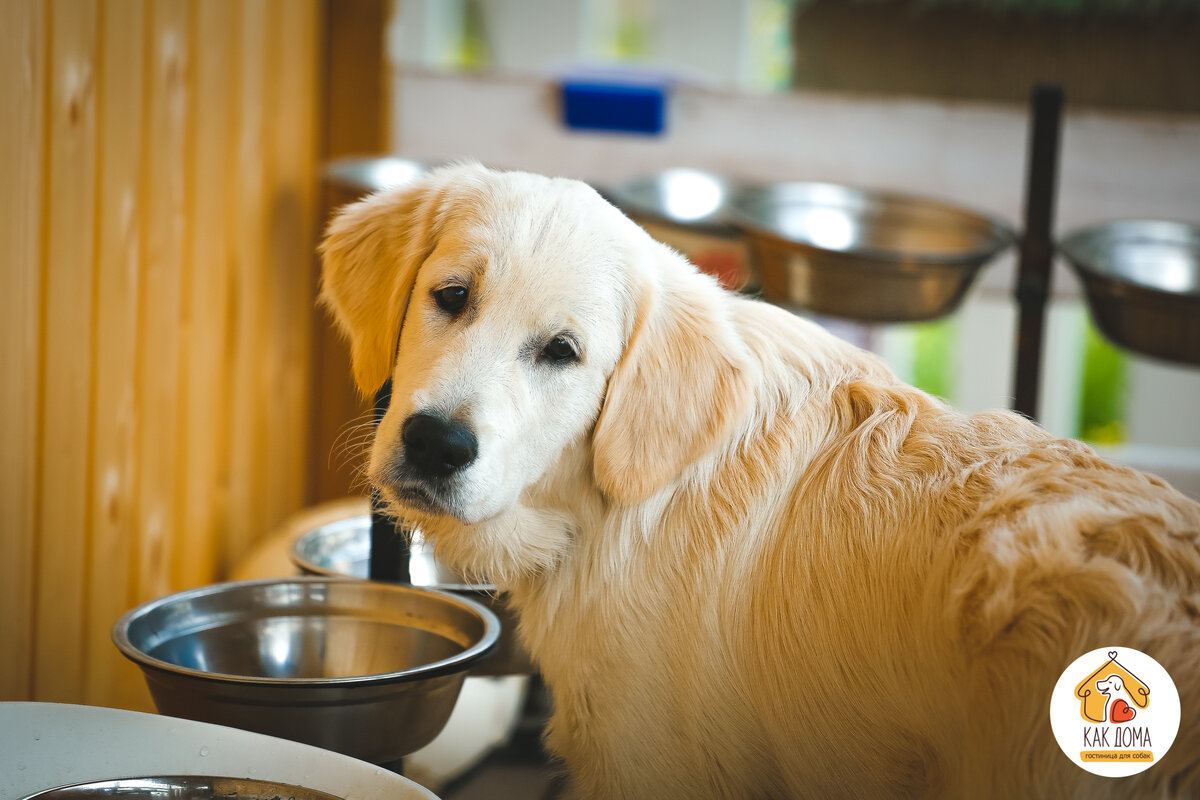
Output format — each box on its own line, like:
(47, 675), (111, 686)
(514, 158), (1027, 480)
(515, 296), (1200, 798)
(319, 165), (1200, 799)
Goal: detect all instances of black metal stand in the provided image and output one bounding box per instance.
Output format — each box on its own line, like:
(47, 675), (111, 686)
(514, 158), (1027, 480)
(1012, 83), (1065, 422)
(368, 378), (410, 584)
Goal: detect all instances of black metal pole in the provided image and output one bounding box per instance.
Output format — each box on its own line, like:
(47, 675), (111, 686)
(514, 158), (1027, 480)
(368, 378), (410, 583)
(1012, 83), (1064, 422)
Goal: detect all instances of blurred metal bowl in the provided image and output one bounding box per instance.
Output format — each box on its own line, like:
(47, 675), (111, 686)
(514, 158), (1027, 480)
(1060, 219), (1200, 366)
(112, 578), (499, 765)
(325, 156), (430, 197)
(603, 169), (753, 290)
(290, 517), (534, 676)
(604, 168), (745, 235)
(729, 182), (1015, 322)
(26, 776), (343, 800)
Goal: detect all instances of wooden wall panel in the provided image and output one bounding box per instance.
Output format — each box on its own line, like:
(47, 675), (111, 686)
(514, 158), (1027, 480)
(135, 0), (190, 609)
(0, 0), (324, 709)
(225, 0), (271, 572)
(307, 0), (388, 505)
(86, 0), (147, 709)
(34, 0), (99, 703)
(0, 0), (46, 702)
(177, 0), (236, 591)
(267, 0), (321, 530)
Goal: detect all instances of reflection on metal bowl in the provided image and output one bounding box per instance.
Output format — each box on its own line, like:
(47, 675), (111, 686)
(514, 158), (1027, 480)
(290, 517), (534, 676)
(729, 182), (1014, 322)
(112, 578), (499, 765)
(604, 169), (754, 291)
(1060, 219), (1200, 366)
(325, 156), (430, 197)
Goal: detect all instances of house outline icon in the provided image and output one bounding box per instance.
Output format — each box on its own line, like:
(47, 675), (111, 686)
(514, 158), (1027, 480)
(1075, 650), (1150, 723)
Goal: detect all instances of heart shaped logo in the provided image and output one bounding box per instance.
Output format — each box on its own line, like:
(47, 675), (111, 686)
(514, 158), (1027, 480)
(1110, 698), (1136, 723)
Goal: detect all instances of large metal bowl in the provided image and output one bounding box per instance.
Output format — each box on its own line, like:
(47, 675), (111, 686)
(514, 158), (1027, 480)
(603, 169), (753, 290)
(325, 156), (430, 197)
(1060, 219), (1200, 366)
(112, 578), (499, 765)
(729, 182), (1015, 322)
(290, 517), (534, 676)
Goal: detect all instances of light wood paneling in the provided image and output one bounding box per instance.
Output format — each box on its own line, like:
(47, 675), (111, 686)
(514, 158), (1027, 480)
(225, 0), (270, 573)
(0, 0), (325, 710)
(86, 0), (147, 709)
(0, 0), (47, 702)
(176, 0), (236, 592)
(35, 0), (99, 703)
(136, 0), (189, 606)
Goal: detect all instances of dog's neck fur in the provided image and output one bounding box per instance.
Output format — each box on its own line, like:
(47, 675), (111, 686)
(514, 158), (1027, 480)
(492, 297), (896, 655)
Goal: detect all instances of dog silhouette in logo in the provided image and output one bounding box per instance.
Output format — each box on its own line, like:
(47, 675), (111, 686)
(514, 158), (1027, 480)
(1076, 651), (1150, 723)
(1096, 674), (1139, 724)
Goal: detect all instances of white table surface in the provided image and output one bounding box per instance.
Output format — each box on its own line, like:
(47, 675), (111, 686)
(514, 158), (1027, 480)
(0, 702), (439, 800)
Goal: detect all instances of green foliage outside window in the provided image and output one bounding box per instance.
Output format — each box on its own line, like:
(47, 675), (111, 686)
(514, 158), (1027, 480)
(1077, 318), (1127, 444)
(911, 318), (956, 401)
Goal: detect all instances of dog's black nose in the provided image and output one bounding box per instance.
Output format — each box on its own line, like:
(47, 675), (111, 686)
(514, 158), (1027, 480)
(402, 412), (478, 478)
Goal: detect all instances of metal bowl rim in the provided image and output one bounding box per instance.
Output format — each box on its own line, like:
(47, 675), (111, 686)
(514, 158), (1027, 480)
(728, 180), (1017, 267)
(111, 576), (501, 687)
(323, 156), (433, 195)
(602, 169), (750, 237)
(288, 515), (498, 593)
(1059, 218), (1200, 300)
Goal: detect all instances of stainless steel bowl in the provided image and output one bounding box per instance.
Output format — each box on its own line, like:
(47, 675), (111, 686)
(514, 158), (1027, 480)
(729, 182), (1015, 322)
(290, 517), (534, 676)
(112, 578), (499, 765)
(25, 775), (343, 800)
(603, 169), (754, 290)
(604, 169), (746, 236)
(325, 156), (430, 197)
(1060, 219), (1200, 366)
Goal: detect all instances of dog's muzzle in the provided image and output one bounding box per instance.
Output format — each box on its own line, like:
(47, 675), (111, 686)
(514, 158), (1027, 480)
(401, 411), (478, 479)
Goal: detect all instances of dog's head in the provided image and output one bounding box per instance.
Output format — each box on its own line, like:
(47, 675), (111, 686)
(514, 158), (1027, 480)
(320, 164), (752, 581)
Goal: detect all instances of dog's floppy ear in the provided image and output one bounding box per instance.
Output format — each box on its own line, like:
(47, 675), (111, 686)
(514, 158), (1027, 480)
(593, 255), (754, 505)
(319, 173), (453, 394)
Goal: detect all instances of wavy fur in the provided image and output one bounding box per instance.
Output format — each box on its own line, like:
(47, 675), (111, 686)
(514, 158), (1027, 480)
(321, 164), (1200, 799)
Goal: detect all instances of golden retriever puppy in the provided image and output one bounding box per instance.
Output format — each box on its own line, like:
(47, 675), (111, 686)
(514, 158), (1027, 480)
(321, 163), (1200, 799)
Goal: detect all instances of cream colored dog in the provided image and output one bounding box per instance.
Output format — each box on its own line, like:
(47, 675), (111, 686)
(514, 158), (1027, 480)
(321, 163), (1200, 798)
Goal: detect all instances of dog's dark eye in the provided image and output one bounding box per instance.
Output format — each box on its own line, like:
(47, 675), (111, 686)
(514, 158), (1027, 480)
(434, 285), (469, 314)
(542, 335), (578, 364)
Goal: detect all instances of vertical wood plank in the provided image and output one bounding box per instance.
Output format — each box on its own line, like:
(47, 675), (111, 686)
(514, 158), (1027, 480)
(259, 0), (287, 535)
(86, 0), (148, 709)
(34, 0), (98, 703)
(0, 0), (46, 702)
(262, 0), (319, 537)
(309, 0), (387, 505)
(176, 0), (237, 589)
(136, 0), (190, 604)
(225, 0), (270, 569)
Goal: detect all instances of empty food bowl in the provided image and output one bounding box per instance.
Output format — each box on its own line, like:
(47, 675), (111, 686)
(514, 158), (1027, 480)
(1060, 219), (1200, 366)
(729, 182), (1015, 322)
(290, 516), (534, 676)
(112, 577), (499, 765)
(325, 156), (430, 197)
(604, 169), (753, 290)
